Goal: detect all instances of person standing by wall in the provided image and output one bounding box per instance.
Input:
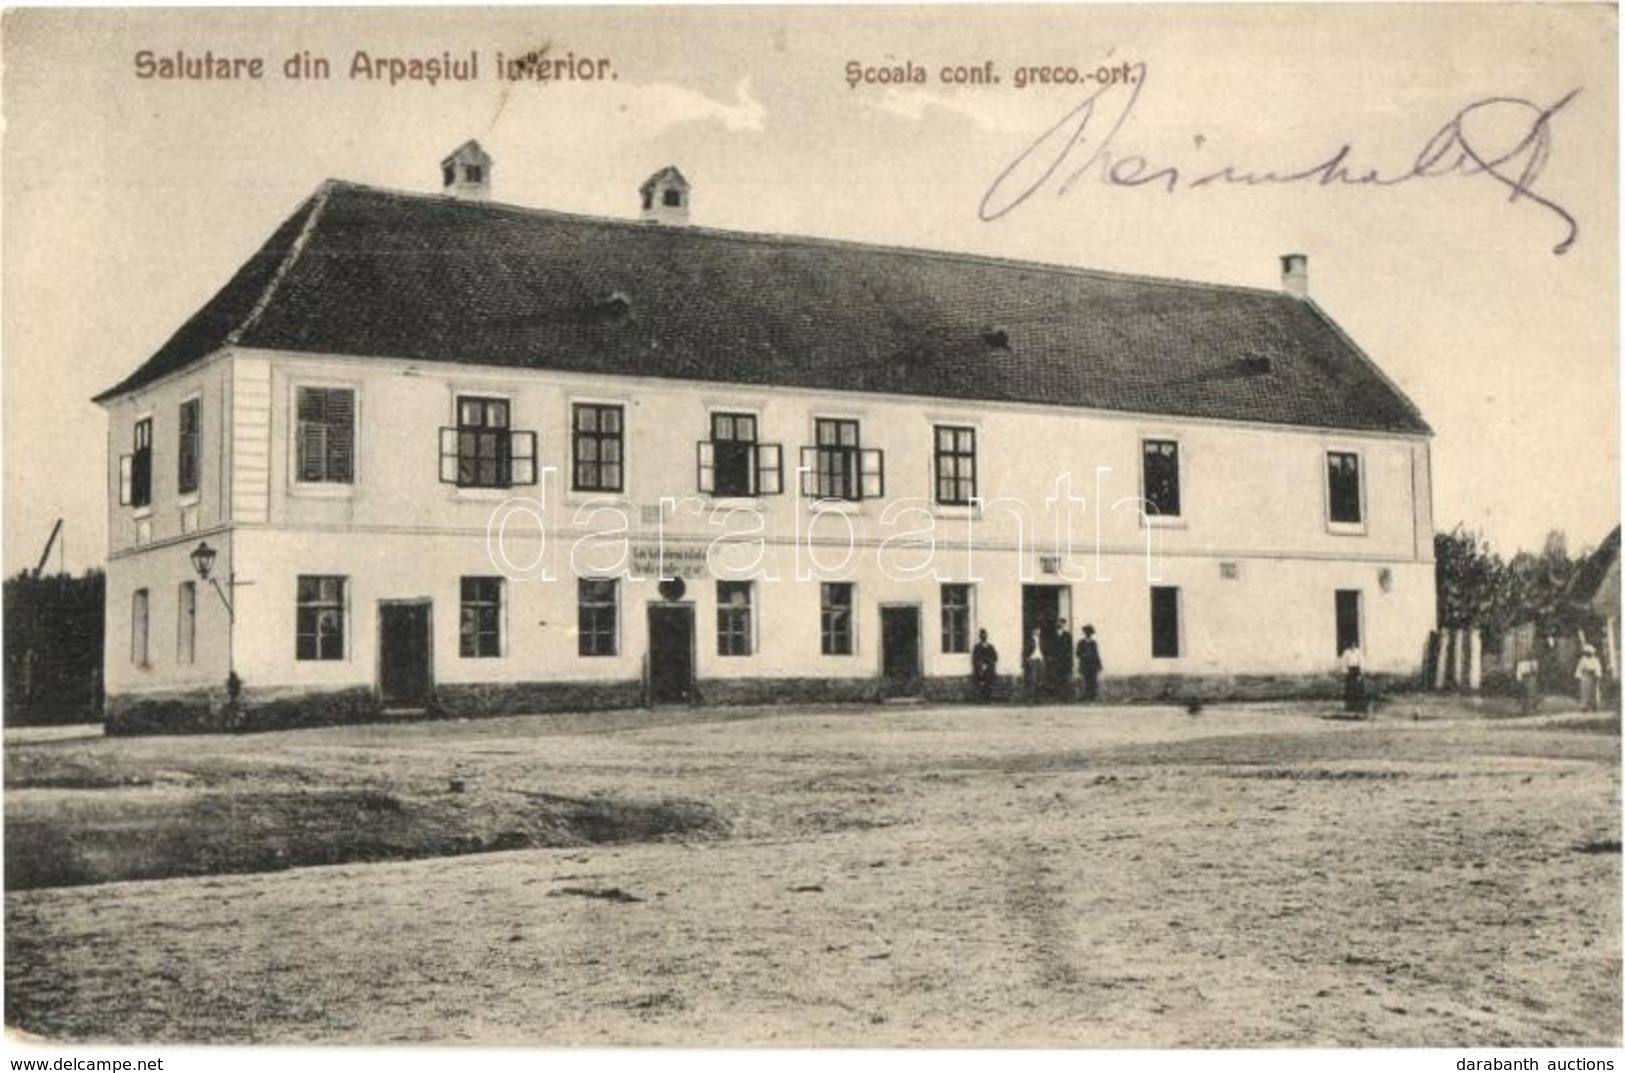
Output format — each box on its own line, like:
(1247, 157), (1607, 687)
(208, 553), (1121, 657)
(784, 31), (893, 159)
(972, 628), (999, 703)
(1575, 644), (1604, 711)
(1023, 628), (1045, 704)
(1076, 624), (1103, 702)
(1049, 617), (1075, 702)
(1340, 641), (1366, 714)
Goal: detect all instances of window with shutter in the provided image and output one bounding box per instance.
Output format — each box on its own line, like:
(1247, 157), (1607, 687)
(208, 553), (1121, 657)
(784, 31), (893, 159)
(296, 387), (355, 484)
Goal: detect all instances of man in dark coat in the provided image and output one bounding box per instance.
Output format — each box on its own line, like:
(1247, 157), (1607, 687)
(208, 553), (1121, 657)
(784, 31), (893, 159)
(971, 629), (999, 703)
(1049, 618), (1074, 701)
(1076, 624), (1104, 702)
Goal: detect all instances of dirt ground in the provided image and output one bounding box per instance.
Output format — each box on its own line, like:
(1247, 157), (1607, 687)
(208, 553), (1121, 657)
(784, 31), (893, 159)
(4, 697), (1620, 1046)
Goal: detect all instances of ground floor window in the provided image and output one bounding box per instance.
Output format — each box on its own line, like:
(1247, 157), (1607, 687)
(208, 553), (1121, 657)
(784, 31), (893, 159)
(821, 582), (854, 655)
(1335, 589), (1362, 655)
(296, 576), (347, 661)
(177, 581), (196, 665)
(717, 581), (754, 656)
(460, 576), (504, 658)
(578, 578), (619, 657)
(131, 588), (149, 667)
(941, 583), (973, 653)
(1150, 585), (1181, 659)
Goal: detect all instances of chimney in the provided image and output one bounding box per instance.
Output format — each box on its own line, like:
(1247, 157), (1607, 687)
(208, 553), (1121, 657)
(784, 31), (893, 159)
(640, 166), (690, 225)
(441, 140), (492, 201)
(1280, 253), (1309, 299)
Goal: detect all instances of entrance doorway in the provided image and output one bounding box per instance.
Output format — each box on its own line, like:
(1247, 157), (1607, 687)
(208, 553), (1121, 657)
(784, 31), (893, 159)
(880, 605), (923, 695)
(1022, 584), (1074, 697)
(647, 604), (695, 704)
(378, 600), (434, 709)
(1021, 584), (1073, 643)
(1335, 590), (1363, 655)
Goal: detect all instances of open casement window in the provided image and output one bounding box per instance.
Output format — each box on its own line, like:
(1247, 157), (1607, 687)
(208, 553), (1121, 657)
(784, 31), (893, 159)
(121, 419), (153, 508)
(696, 413), (783, 497)
(438, 397), (536, 488)
(800, 419), (883, 501)
(296, 388), (354, 484)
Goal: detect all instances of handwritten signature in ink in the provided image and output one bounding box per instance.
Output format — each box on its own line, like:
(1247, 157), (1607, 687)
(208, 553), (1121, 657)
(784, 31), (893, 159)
(980, 64), (1581, 255)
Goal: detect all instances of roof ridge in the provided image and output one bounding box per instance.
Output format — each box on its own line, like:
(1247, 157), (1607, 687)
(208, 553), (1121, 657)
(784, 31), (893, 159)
(225, 182), (335, 348)
(317, 178), (1288, 301)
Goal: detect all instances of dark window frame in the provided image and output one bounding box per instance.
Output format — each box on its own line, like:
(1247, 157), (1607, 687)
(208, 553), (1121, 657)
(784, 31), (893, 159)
(941, 583), (973, 654)
(821, 582), (855, 656)
(572, 403), (625, 493)
(578, 577), (619, 657)
(125, 418), (153, 509)
(460, 576), (504, 659)
(716, 580), (754, 657)
(177, 398), (201, 496)
(1327, 451), (1364, 526)
(296, 575), (347, 661)
(1142, 439), (1181, 519)
(934, 426), (978, 506)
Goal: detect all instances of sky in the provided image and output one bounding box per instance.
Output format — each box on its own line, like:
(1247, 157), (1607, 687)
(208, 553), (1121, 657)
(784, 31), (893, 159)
(2, 5), (1618, 577)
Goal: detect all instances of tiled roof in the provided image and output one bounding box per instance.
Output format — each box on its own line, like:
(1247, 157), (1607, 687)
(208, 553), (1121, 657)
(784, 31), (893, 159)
(94, 181), (1430, 435)
(1563, 526), (1621, 608)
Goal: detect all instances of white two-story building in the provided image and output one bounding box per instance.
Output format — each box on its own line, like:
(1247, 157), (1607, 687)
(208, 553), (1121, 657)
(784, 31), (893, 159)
(96, 142), (1435, 733)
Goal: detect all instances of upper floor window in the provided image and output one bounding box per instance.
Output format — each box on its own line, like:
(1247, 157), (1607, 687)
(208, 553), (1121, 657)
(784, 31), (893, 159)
(177, 399), (201, 496)
(697, 412), (783, 497)
(439, 396), (537, 489)
(296, 575), (347, 661)
(1142, 439), (1181, 518)
(572, 403), (624, 493)
(120, 418), (153, 508)
(578, 577), (620, 657)
(296, 387), (354, 484)
(801, 419), (883, 501)
(460, 576), (504, 658)
(1327, 451), (1363, 526)
(821, 582), (855, 655)
(717, 581), (755, 657)
(934, 426), (977, 506)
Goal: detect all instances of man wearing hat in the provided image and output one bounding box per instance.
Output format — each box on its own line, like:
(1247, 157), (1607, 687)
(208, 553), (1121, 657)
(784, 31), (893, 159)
(1076, 624), (1104, 703)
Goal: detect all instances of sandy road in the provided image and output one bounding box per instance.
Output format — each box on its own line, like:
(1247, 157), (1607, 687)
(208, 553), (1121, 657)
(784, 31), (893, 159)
(5, 702), (1619, 1045)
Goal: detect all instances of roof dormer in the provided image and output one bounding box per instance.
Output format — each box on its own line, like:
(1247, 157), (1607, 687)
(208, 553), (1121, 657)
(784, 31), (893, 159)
(441, 140), (492, 201)
(640, 166), (690, 225)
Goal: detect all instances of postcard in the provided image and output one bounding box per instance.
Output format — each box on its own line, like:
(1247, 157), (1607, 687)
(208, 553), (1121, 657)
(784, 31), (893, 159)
(2, 4), (1618, 1063)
